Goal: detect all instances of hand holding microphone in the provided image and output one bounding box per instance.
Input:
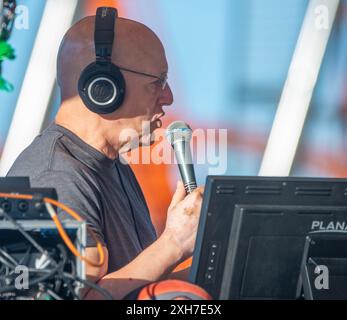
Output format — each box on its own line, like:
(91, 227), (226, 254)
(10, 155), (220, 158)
(162, 121), (204, 261)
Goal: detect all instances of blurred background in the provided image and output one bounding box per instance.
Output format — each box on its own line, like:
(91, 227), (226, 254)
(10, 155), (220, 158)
(1, 0), (347, 235)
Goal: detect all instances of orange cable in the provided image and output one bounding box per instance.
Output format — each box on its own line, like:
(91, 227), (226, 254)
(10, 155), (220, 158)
(0, 193), (105, 268)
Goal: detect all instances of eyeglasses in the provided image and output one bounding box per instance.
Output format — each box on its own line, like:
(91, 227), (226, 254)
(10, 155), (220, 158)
(118, 66), (168, 90)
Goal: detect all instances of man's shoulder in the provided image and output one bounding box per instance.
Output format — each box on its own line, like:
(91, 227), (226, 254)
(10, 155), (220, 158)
(7, 128), (85, 180)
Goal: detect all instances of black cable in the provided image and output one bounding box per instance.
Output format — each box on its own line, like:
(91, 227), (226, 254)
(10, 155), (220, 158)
(0, 262), (5, 274)
(69, 257), (77, 278)
(18, 245), (32, 266)
(0, 253), (16, 269)
(62, 272), (114, 300)
(55, 244), (80, 300)
(0, 249), (54, 275)
(56, 244), (67, 273)
(34, 245), (68, 300)
(0, 248), (18, 287)
(0, 248), (18, 266)
(0, 208), (106, 300)
(59, 274), (81, 300)
(0, 208), (60, 279)
(0, 216), (86, 300)
(0, 257), (63, 294)
(58, 248), (80, 300)
(0, 209), (48, 257)
(63, 276), (81, 300)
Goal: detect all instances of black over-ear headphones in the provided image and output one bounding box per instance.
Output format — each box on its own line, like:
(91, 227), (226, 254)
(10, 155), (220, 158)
(78, 7), (125, 114)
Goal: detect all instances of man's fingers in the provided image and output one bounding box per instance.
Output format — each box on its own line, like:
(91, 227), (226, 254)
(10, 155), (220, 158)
(187, 186), (204, 200)
(169, 181), (186, 209)
(195, 185), (205, 195)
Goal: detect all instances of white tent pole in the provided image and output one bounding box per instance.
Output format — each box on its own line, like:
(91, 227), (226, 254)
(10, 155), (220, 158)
(0, 0), (78, 175)
(259, 0), (340, 176)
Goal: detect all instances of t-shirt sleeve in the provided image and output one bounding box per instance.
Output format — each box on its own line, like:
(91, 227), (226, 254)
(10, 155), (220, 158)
(32, 170), (106, 247)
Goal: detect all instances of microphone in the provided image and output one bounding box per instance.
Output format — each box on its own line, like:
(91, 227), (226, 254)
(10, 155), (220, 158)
(166, 121), (197, 194)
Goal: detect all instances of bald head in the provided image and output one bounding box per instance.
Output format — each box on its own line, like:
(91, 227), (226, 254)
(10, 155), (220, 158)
(57, 15), (168, 101)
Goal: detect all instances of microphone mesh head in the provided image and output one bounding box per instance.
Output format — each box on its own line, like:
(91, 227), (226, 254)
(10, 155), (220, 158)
(166, 121), (192, 145)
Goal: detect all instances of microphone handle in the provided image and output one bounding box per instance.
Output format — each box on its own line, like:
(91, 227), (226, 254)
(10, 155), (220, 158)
(177, 163), (197, 194)
(173, 141), (197, 194)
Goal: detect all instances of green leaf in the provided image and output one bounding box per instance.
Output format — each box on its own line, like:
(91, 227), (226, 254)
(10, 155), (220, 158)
(0, 76), (14, 92)
(0, 41), (15, 61)
(0, 41), (16, 91)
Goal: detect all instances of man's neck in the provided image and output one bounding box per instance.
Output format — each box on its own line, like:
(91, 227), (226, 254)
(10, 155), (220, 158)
(55, 102), (120, 160)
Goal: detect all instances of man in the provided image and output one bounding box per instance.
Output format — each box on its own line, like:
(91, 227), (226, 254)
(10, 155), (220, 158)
(7, 9), (203, 299)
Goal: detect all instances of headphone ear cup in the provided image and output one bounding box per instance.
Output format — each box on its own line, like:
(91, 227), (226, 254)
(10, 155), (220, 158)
(78, 62), (126, 114)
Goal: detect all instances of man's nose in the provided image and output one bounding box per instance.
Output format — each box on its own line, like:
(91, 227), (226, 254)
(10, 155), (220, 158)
(159, 83), (174, 106)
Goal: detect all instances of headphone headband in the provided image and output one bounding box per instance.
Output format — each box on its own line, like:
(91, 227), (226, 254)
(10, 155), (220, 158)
(78, 7), (126, 114)
(95, 7), (117, 60)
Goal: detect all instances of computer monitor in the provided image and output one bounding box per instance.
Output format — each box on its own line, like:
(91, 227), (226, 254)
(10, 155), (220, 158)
(189, 176), (347, 299)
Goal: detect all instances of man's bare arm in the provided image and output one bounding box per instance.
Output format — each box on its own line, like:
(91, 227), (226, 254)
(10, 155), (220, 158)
(168, 267), (190, 281)
(84, 182), (203, 300)
(85, 231), (183, 299)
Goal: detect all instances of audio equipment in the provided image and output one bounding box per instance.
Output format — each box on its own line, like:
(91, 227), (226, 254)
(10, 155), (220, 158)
(0, 177), (57, 220)
(166, 121), (197, 194)
(0, 218), (86, 300)
(0, 177), (111, 300)
(78, 7), (125, 114)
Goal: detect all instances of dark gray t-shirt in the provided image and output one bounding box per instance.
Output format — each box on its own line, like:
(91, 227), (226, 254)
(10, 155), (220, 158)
(7, 123), (157, 273)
